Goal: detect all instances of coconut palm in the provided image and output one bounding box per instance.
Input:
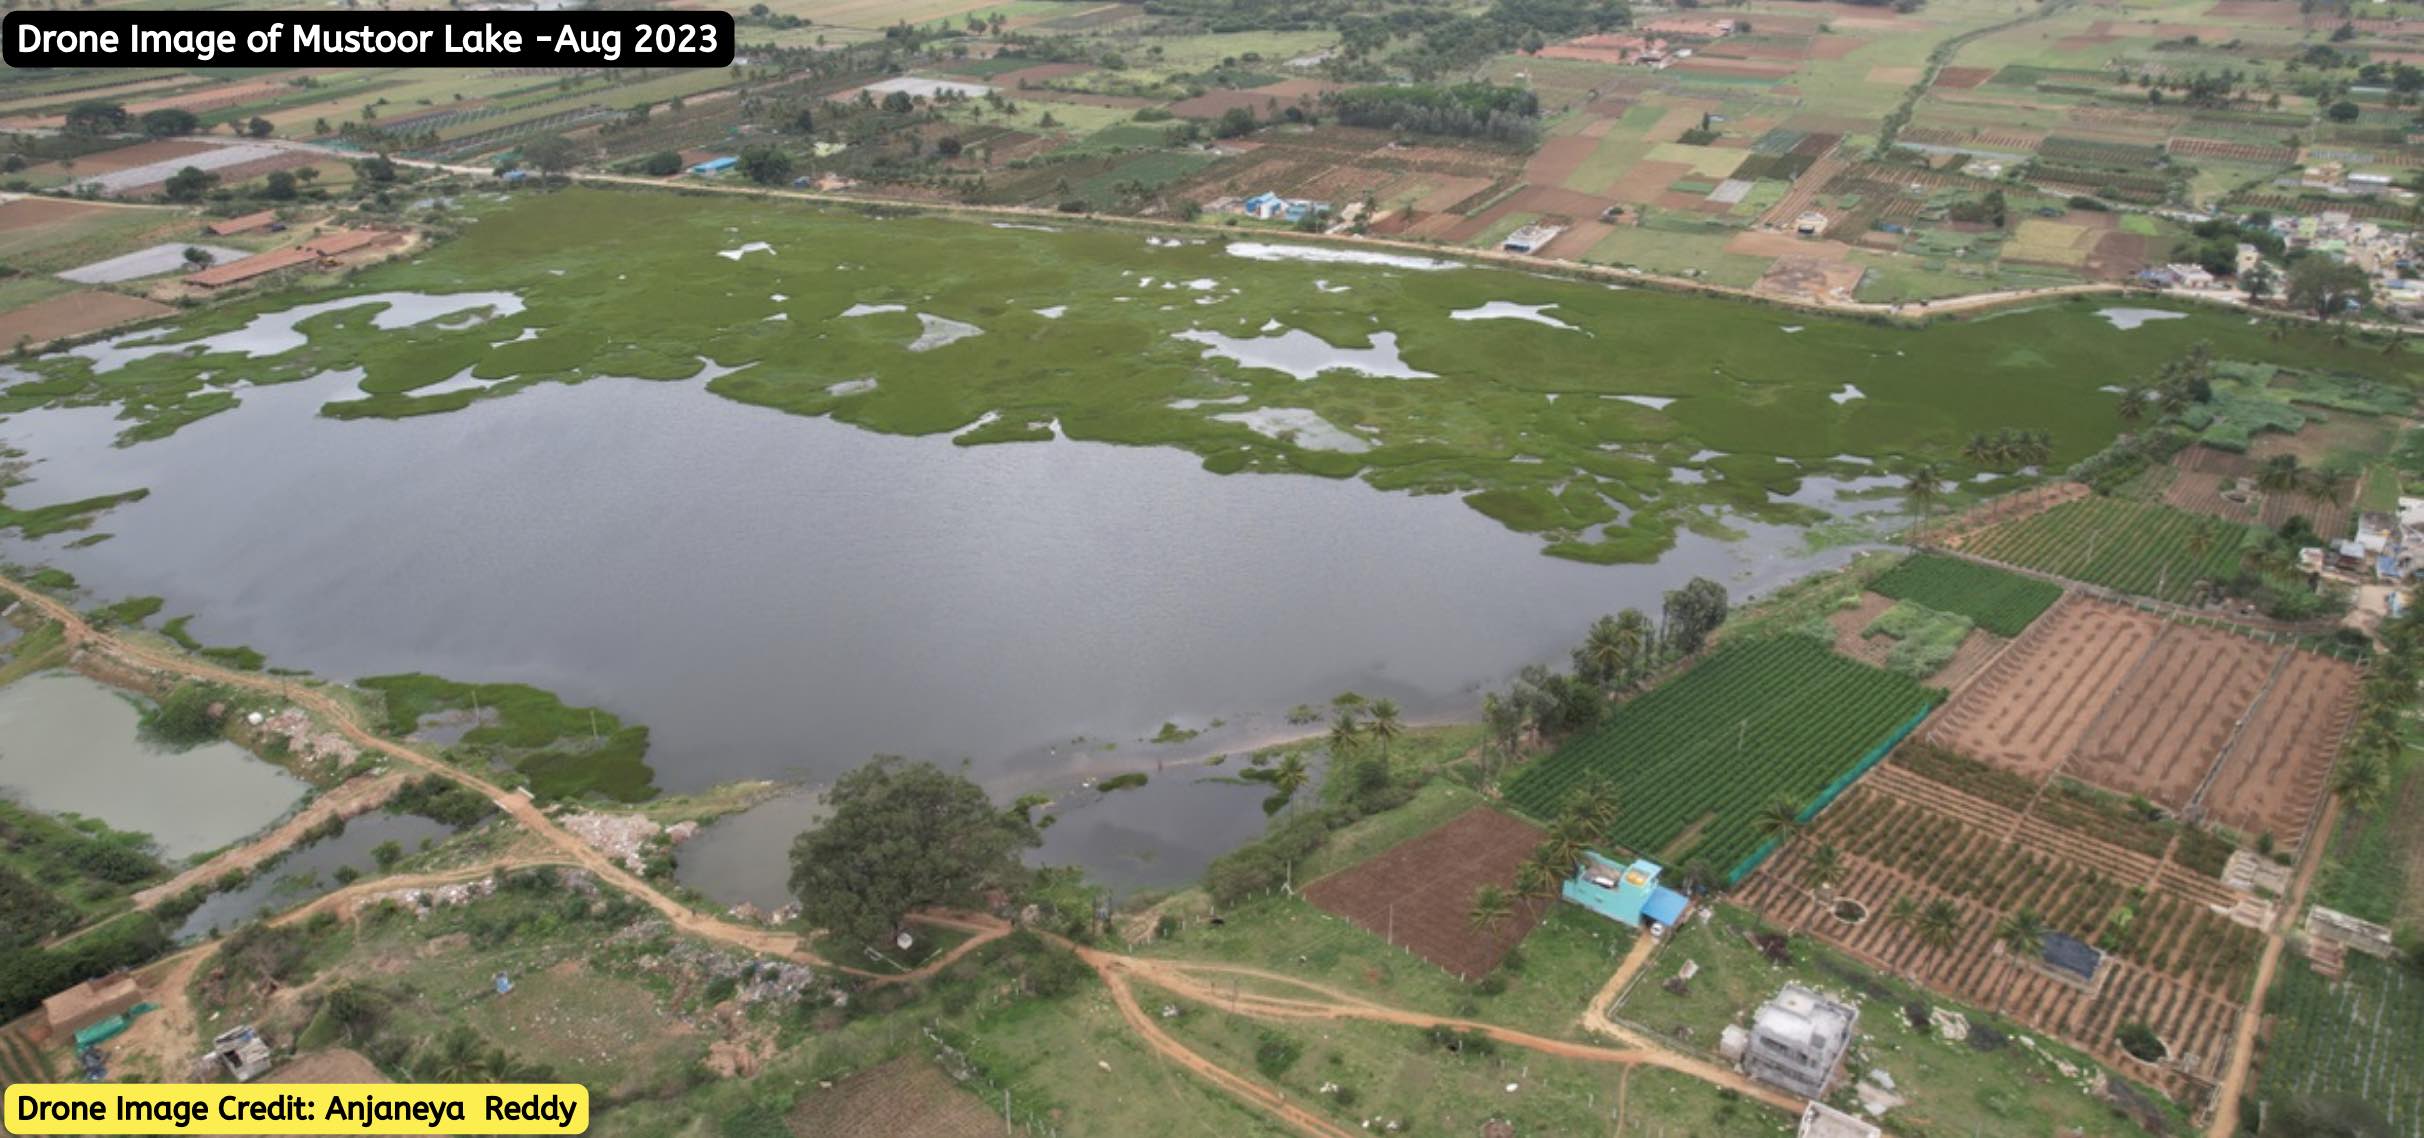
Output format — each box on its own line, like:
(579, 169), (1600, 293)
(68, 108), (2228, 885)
(1753, 798), (1807, 851)
(1916, 899), (1965, 952)
(1799, 843), (1843, 894)
(1328, 712), (1362, 759)
(1513, 858), (1560, 906)
(1266, 753), (1310, 814)
(2257, 453), (2304, 493)
(1366, 698), (1402, 760)
(2333, 752), (2390, 815)
(1888, 896), (1920, 931)
(1468, 884), (1512, 933)
(1962, 431), (1993, 465)
(1534, 822), (1595, 881)
(2115, 386), (2149, 423)
(1611, 609), (1655, 688)
(1996, 909), (2049, 958)
(2302, 465), (2353, 502)
(1903, 464), (1944, 543)
(1568, 783), (1622, 837)
(416, 1026), (489, 1083)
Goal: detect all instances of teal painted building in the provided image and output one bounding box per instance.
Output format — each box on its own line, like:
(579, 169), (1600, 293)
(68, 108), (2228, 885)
(1564, 851), (1690, 933)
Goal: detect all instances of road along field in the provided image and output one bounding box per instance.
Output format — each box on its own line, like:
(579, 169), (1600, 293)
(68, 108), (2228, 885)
(1301, 805), (1547, 981)
(1504, 635), (1941, 875)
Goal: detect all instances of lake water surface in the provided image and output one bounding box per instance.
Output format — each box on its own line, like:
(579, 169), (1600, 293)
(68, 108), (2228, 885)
(0, 672), (309, 860)
(1, 359), (1887, 899)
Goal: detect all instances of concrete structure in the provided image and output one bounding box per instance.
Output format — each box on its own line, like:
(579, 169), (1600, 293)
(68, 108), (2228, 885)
(213, 1025), (276, 1082)
(2307, 906), (2400, 959)
(1742, 984), (1857, 1099)
(1502, 223), (1566, 254)
(1799, 1102), (1881, 1138)
(1564, 852), (1691, 933)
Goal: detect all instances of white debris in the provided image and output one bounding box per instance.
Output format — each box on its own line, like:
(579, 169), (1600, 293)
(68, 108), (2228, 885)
(561, 811), (662, 872)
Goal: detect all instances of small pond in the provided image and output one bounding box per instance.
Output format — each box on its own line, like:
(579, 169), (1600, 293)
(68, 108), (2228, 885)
(0, 672), (308, 860)
(172, 811), (459, 939)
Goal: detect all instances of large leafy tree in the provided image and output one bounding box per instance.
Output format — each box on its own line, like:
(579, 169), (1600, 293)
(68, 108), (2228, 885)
(2285, 257), (2371, 318)
(788, 757), (1039, 948)
(1660, 578), (1728, 658)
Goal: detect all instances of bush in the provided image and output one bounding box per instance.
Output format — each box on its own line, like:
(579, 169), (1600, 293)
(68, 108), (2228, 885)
(140, 683), (224, 748)
(1253, 1031), (1302, 1077)
(386, 776), (497, 828)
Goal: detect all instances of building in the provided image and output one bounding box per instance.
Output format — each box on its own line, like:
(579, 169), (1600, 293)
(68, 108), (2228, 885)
(1502, 223), (1566, 255)
(688, 156), (739, 176)
(41, 973), (143, 1042)
(1240, 192), (1330, 223)
(183, 228), (403, 289)
(1563, 852), (1691, 934)
(1741, 984), (1857, 1099)
(2236, 242), (2264, 277)
(1794, 211), (1829, 238)
(213, 1025), (276, 1082)
(1641, 16), (1737, 37)
(2037, 931), (2106, 990)
(1799, 1102), (1881, 1138)
(2163, 262), (2218, 289)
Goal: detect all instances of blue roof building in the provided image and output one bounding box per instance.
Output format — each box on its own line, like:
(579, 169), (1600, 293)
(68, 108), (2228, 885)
(689, 156), (740, 176)
(1564, 851), (1692, 932)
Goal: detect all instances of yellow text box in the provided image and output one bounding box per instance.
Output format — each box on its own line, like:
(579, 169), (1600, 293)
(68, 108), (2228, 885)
(4, 1083), (588, 1134)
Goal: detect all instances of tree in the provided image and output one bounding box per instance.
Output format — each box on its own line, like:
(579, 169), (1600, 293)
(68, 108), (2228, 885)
(788, 757), (1040, 949)
(63, 101), (127, 136)
(1798, 844), (1842, 894)
(1996, 909), (2048, 958)
(2286, 257), (2371, 318)
(139, 108), (199, 137)
(246, 116), (273, 139)
(2116, 386), (2148, 423)
(2260, 1094), (2397, 1138)
(1467, 884), (1511, 933)
(162, 166), (218, 202)
(519, 134), (579, 176)
(1660, 578), (1728, 658)
(354, 154), (397, 184)
(1261, 753), (1311, 816)
(1327, 711), (1362, 760)
(2332, 751), (2389, 814)
(1567, 784), (1621, 836)
(261, 170), (297, 201)
(1916, 899), (1964, 951)
(1752, 798), (1806, 852)
(320, 985), (382, 1044)
(738, 145), (794, 186)
(2243, 261), (2277, 301)
(2327, 100), (2362, 122)
(181, 246), (216, 269)
(1481, 692), (1523, 774)
(1902, 463), (1944, 541)
(1215, 106), (1257, 138)
(1512, 858), (1558, 905)
(1366, 698), (1401, 759)
(638, 150), (683, 177)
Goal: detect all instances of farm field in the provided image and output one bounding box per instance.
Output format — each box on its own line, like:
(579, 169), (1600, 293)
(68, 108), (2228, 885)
(1952, 496), (2252, 603)
(1618, 902), (2199, 1137)
(1301, 805), (1547, 980)
(2257, 955), (2424, 1138)
(796, 1055), (1001, 1138)
(1922, 596), (2163, 781)
(1867, 553), (2062, 636)
(1503, 635), (1940, 875)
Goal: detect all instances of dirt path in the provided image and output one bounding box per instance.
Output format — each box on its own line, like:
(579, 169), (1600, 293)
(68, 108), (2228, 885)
(2206, 796), (2340, 1138)
(130, 772), (407, 911)
(0, 574), (1012, 986)
(1584, 930), (1661, 1031)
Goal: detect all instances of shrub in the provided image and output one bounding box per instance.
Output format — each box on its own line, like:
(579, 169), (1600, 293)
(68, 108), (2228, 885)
(1253, 1031), (1302, 1078)
(140, 683), (223, 748)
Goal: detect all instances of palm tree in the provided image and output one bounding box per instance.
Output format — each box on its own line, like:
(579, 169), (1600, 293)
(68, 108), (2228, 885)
(1753, 798), (1807, 853)
(1568, 783), (1621, 836)
(1611, 609), (1654, 688)
(1468, 884), (1512, 934)
(2333, 752), (2389, 815)
(1962, 431), (1992, 466)
(1328, 712), (1362, 759)
(1888, 895), (1919, 931)
(1366, 698), (1402, 760)
(2257, 453), (2304, 493)
(1798, 844), (1843, 894)
(1902, 463), (1944, 543)
(1534, 822), (1594, 881)
(1266, 753), (1310, 815)
(1513, 858), (1559, 906)
(1917, 900), (1965, 952)
(1996, 909), (2049, 958)
(417, 1027), (488, 1083)
(2302, 465), (2353, 502)
(2115, 386), (2148, 423)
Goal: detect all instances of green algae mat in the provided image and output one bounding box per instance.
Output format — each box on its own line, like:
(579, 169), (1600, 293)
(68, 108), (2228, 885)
(11, 189), (2415, 563)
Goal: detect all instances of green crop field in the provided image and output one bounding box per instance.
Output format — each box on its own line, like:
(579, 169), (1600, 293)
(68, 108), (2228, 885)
(2258, 955), (2424, 1138)
(1960, 498), (2253, 603)
(1870, 553), (2063, 636)
(1503, 636), (1940, 872)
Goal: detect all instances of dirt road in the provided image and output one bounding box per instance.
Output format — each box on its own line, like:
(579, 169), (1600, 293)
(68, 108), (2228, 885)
(130, 771), (407, 911)
(2206, 796), (2341, 1138)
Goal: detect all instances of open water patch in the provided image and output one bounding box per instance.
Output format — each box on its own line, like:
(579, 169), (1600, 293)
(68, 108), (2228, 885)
(717, 241), (775, 261)
(1222, 242), (1459, 271)
(909, 314), (984, 352)
(2096, 307), (2188, 331)
(1211, 407), (1371, 453)
(72, 291), (524, 374)
(1451, 302), (1579, 330)
(1174, 327), (1433, 381)
(172, 811), (459, 940)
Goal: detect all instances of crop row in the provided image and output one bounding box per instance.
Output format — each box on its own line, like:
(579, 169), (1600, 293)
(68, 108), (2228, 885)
(1503, 636), (1937, 870)
(1869, 553), (2062, 637)
(1960, 497), (2250, 603)
(2259, 955), (2423, 1138)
